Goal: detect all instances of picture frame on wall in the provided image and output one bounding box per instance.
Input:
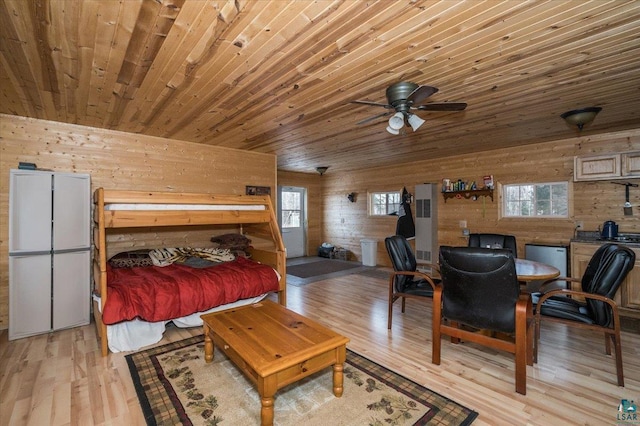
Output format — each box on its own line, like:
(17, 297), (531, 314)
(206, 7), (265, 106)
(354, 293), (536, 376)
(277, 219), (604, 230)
(246, 185), (271, 196)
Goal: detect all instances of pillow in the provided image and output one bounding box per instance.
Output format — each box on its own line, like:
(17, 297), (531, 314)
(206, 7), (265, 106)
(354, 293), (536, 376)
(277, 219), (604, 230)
(210, 233), (252, 251)
(108, 249), (153, 269)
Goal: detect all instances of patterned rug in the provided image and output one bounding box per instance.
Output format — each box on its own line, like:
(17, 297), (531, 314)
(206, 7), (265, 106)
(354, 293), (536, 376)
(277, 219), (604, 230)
(126, 335), (478, 425)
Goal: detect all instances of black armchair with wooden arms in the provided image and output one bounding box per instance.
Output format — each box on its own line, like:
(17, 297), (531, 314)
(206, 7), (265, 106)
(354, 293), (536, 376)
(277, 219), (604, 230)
(384, 235), (439, 330)
(433, 246), (533, 395)
(533, 243), (635, 387)
(468, 233), (518, 257)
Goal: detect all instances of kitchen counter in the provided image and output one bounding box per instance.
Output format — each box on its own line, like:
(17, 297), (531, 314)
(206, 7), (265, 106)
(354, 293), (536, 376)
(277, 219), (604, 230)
(572, 230), (640, 248)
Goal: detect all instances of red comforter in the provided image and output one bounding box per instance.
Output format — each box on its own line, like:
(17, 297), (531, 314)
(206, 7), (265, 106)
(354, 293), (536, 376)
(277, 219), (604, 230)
(102, 256), (279, 325)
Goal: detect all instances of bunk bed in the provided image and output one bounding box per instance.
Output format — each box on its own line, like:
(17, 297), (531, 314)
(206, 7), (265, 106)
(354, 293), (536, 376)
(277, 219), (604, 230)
(93, 188), (286, 356)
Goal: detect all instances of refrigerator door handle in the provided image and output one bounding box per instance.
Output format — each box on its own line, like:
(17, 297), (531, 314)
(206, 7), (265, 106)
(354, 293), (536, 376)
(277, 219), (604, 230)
(52, 247), (90, 255)
(9, 250), (52, 256)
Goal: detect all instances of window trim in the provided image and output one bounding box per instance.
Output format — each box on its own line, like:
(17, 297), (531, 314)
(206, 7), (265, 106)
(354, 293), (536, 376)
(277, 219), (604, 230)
(500, 181), (571, 219)
(368, 190), (402, 217)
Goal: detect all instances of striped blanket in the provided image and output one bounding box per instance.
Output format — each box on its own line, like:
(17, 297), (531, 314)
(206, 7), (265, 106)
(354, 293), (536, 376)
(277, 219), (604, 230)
(149, 247), (236, 267)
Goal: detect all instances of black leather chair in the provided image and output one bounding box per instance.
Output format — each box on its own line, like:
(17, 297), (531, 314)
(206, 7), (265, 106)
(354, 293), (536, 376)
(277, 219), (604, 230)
(384, 235), (439, 330)
(468, 233), (518, 257)
(434, 246), (533, 395)
(533, 243), (635, 387)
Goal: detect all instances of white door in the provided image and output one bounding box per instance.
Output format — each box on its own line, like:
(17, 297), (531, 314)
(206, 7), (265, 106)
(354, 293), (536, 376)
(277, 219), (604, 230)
(278, 186), (306, 258)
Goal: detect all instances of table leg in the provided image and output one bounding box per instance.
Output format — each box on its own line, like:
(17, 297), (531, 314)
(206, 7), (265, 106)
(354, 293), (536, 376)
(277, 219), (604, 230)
(259, 376), (277, 426)
(333, 345), (346, 397)
(332, 363), (344, 397)
(260, 395), (275, 426)
(203, 327), (214, 363)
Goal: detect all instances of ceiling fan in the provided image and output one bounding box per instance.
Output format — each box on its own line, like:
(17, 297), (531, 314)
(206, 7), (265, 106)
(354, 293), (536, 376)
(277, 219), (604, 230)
(351, 82), (467, 134)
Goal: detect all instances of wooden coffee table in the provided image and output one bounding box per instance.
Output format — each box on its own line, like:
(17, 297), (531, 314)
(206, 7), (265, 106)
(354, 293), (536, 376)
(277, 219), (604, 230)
(201, 300), (350, 426)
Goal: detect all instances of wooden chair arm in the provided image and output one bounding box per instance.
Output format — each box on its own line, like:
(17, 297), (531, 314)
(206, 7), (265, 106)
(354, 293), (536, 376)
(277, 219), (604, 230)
(536, 288), (619, 309)
(516, 293), (533, 317)
(538, 276), (580, 293)
(534, 288), (621, 331)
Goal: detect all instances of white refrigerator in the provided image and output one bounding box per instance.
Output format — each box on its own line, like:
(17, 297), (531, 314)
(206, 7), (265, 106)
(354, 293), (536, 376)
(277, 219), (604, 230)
(9, 170), (91, 340)
(524, 243), (569, 291)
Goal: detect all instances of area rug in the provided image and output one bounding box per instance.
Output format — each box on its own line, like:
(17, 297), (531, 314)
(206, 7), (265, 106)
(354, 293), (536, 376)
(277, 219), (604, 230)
(286, 259), (363, 278)
(126, 335), (478, 425)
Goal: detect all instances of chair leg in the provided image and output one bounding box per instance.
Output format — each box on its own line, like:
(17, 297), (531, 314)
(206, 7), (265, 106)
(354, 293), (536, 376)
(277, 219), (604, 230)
(432, 326), (441, 365)
(611, 329), (625, 387)
(432, 290), (442, 365)
(515, 342), (527, 395)
(533, 315), (541, 363)
(604, 332), (612, 355)
(449, 321), (460, 344)
(514, 300), (529, 395)
(388, 280), (395, 330)
(401, 297), (406, 313)
(526, 319), (534, 366)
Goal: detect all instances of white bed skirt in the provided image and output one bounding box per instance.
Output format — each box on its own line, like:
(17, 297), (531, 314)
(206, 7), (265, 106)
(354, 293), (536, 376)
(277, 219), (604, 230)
(92, 294), (269, 353)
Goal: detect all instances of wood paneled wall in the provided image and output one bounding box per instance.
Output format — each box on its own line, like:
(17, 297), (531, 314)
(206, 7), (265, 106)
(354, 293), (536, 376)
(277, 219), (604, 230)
(319, 130), (640, 267)
(0, 114), (277, 329)
(277, 170), (323, 257)
(1, 113), (638, 329)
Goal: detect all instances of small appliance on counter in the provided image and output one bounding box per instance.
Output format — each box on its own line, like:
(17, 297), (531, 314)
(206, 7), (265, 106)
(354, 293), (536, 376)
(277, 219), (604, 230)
(601, 220), (618, 239)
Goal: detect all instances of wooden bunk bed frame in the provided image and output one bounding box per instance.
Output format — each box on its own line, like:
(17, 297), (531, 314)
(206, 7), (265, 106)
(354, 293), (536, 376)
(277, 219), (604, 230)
(93, 188), (287, 356)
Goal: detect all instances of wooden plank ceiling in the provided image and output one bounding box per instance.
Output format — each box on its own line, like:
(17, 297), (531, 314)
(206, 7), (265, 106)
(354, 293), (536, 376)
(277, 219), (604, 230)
(1, 0), (639, 173)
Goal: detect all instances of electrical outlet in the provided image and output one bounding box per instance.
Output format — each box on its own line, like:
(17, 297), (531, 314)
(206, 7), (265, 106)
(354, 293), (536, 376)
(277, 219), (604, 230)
(462, 228), (470, 236)
(576, 221), (583, 230)
(459, 220), (467, 228)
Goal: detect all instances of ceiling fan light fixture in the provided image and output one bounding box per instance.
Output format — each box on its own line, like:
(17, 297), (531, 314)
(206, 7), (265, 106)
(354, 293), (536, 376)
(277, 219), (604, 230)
(407, 113), (425, 131)
(386, 126), (400, 135)
(352, 82), (466, 133)
(561, 107), (602, 131)
(388, 112), (405, 130)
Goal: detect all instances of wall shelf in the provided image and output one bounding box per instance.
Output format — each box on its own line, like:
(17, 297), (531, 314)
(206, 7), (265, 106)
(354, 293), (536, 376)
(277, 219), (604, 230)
(442, 188), (493, 202)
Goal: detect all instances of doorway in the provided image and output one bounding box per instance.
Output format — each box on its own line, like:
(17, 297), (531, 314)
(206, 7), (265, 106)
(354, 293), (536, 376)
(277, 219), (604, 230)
(278, 186), (307, 258)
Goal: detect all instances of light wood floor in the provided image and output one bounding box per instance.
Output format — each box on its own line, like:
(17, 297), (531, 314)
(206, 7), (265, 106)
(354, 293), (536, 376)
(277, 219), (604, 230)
(1, 267), (638, 425)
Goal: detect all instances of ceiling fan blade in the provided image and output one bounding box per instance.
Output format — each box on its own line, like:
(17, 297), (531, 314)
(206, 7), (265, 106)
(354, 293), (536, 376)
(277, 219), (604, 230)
(356, 111), (391, 125)
(350, 100), (392, 108)
(414, 102), (467, 111)
(406, 85), (438, 104)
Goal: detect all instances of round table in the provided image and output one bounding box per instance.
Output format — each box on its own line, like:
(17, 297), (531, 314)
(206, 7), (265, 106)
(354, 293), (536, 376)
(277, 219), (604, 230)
(515, 258), (561, 281)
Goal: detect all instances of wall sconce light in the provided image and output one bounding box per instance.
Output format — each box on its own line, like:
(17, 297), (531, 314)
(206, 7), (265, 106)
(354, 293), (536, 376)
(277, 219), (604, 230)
(347, 192), (356, 203)
(561, 107), (602, 131)
(316, 166), (329, 176)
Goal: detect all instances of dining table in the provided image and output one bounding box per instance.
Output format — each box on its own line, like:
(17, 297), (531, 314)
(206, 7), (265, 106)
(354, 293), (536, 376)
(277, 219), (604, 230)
(515, 258), (561, 282)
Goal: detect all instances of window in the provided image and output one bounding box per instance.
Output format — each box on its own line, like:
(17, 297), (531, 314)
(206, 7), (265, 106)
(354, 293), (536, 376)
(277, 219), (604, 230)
(281, 190), (301, 228)
(503, 182), (569, 218)
(369, 191), (401, 216)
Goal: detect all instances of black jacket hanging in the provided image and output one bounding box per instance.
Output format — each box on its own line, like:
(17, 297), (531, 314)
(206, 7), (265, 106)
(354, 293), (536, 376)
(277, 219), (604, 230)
(396, 187), (415, 239)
